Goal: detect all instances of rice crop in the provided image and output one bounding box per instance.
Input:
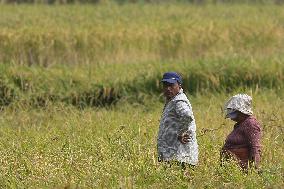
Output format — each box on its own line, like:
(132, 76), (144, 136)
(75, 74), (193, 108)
(0, 58), (283, 108)
(0, 3), (283, 188)
(0, 91), (283, 188)
(0, 4), (284, 66)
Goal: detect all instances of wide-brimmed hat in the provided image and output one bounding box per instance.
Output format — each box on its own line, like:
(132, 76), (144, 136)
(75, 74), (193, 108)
(224, 94), (253, 117)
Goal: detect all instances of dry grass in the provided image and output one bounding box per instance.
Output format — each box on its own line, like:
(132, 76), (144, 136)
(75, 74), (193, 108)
(0, 91), (283, 188)
(0, 4), (284, 65)
(0, 3), (283, 188)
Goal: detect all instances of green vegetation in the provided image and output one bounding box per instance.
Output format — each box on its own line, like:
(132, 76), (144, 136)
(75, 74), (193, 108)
(0, 4), (284, 65)
(0, 3), (283, 188)
(0, 4), (283, 106)
(0, 92), (283, 188)
(0, 59), (283, 108)
(1, 0), (284, 5)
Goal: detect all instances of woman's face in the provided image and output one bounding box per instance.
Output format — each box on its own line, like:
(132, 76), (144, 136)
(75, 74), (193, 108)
(227, 111), (248, 123)
(229, 112), (239, 122)
(226, 109), (240, 122)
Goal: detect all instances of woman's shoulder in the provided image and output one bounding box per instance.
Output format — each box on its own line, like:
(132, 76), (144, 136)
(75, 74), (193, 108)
(243, 116), (261, 130)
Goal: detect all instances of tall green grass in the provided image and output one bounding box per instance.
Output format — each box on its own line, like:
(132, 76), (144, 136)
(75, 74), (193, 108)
(0, 91), (283, 188)
(1, 0), (284, 5)
(0, 4), (284, 65)
(0, 4), (283, 107)
(0, 3), (283, 188)
(0, 58), (283, 108)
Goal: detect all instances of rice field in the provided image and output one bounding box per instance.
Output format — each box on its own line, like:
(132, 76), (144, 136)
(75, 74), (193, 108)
(0, 2), (283, 188)
(1, 3), (284, 65)
(0, 91), (283, 188)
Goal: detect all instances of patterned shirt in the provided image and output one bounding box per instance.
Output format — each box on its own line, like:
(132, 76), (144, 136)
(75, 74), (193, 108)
(223, 116), (261, 166)
(157, 89), (198, 165)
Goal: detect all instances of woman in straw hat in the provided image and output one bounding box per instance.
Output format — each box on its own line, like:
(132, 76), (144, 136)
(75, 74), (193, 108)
(221, 94), (261, 171)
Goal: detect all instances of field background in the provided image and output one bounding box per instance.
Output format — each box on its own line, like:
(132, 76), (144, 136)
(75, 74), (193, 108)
(0, 1), (283, 188)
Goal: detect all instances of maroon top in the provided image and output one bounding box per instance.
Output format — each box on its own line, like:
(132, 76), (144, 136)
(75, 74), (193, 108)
(223, 116), (261, 168)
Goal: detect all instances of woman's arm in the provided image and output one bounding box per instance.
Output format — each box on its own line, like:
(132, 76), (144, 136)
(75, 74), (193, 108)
(244, 119), (261, 169)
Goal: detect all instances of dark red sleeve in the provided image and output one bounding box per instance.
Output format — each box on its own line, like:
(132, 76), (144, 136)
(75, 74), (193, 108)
(243, 119), (261, 168)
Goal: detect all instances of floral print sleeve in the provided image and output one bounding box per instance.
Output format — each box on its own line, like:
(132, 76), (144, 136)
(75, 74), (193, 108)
(175, 101), (193, 133)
